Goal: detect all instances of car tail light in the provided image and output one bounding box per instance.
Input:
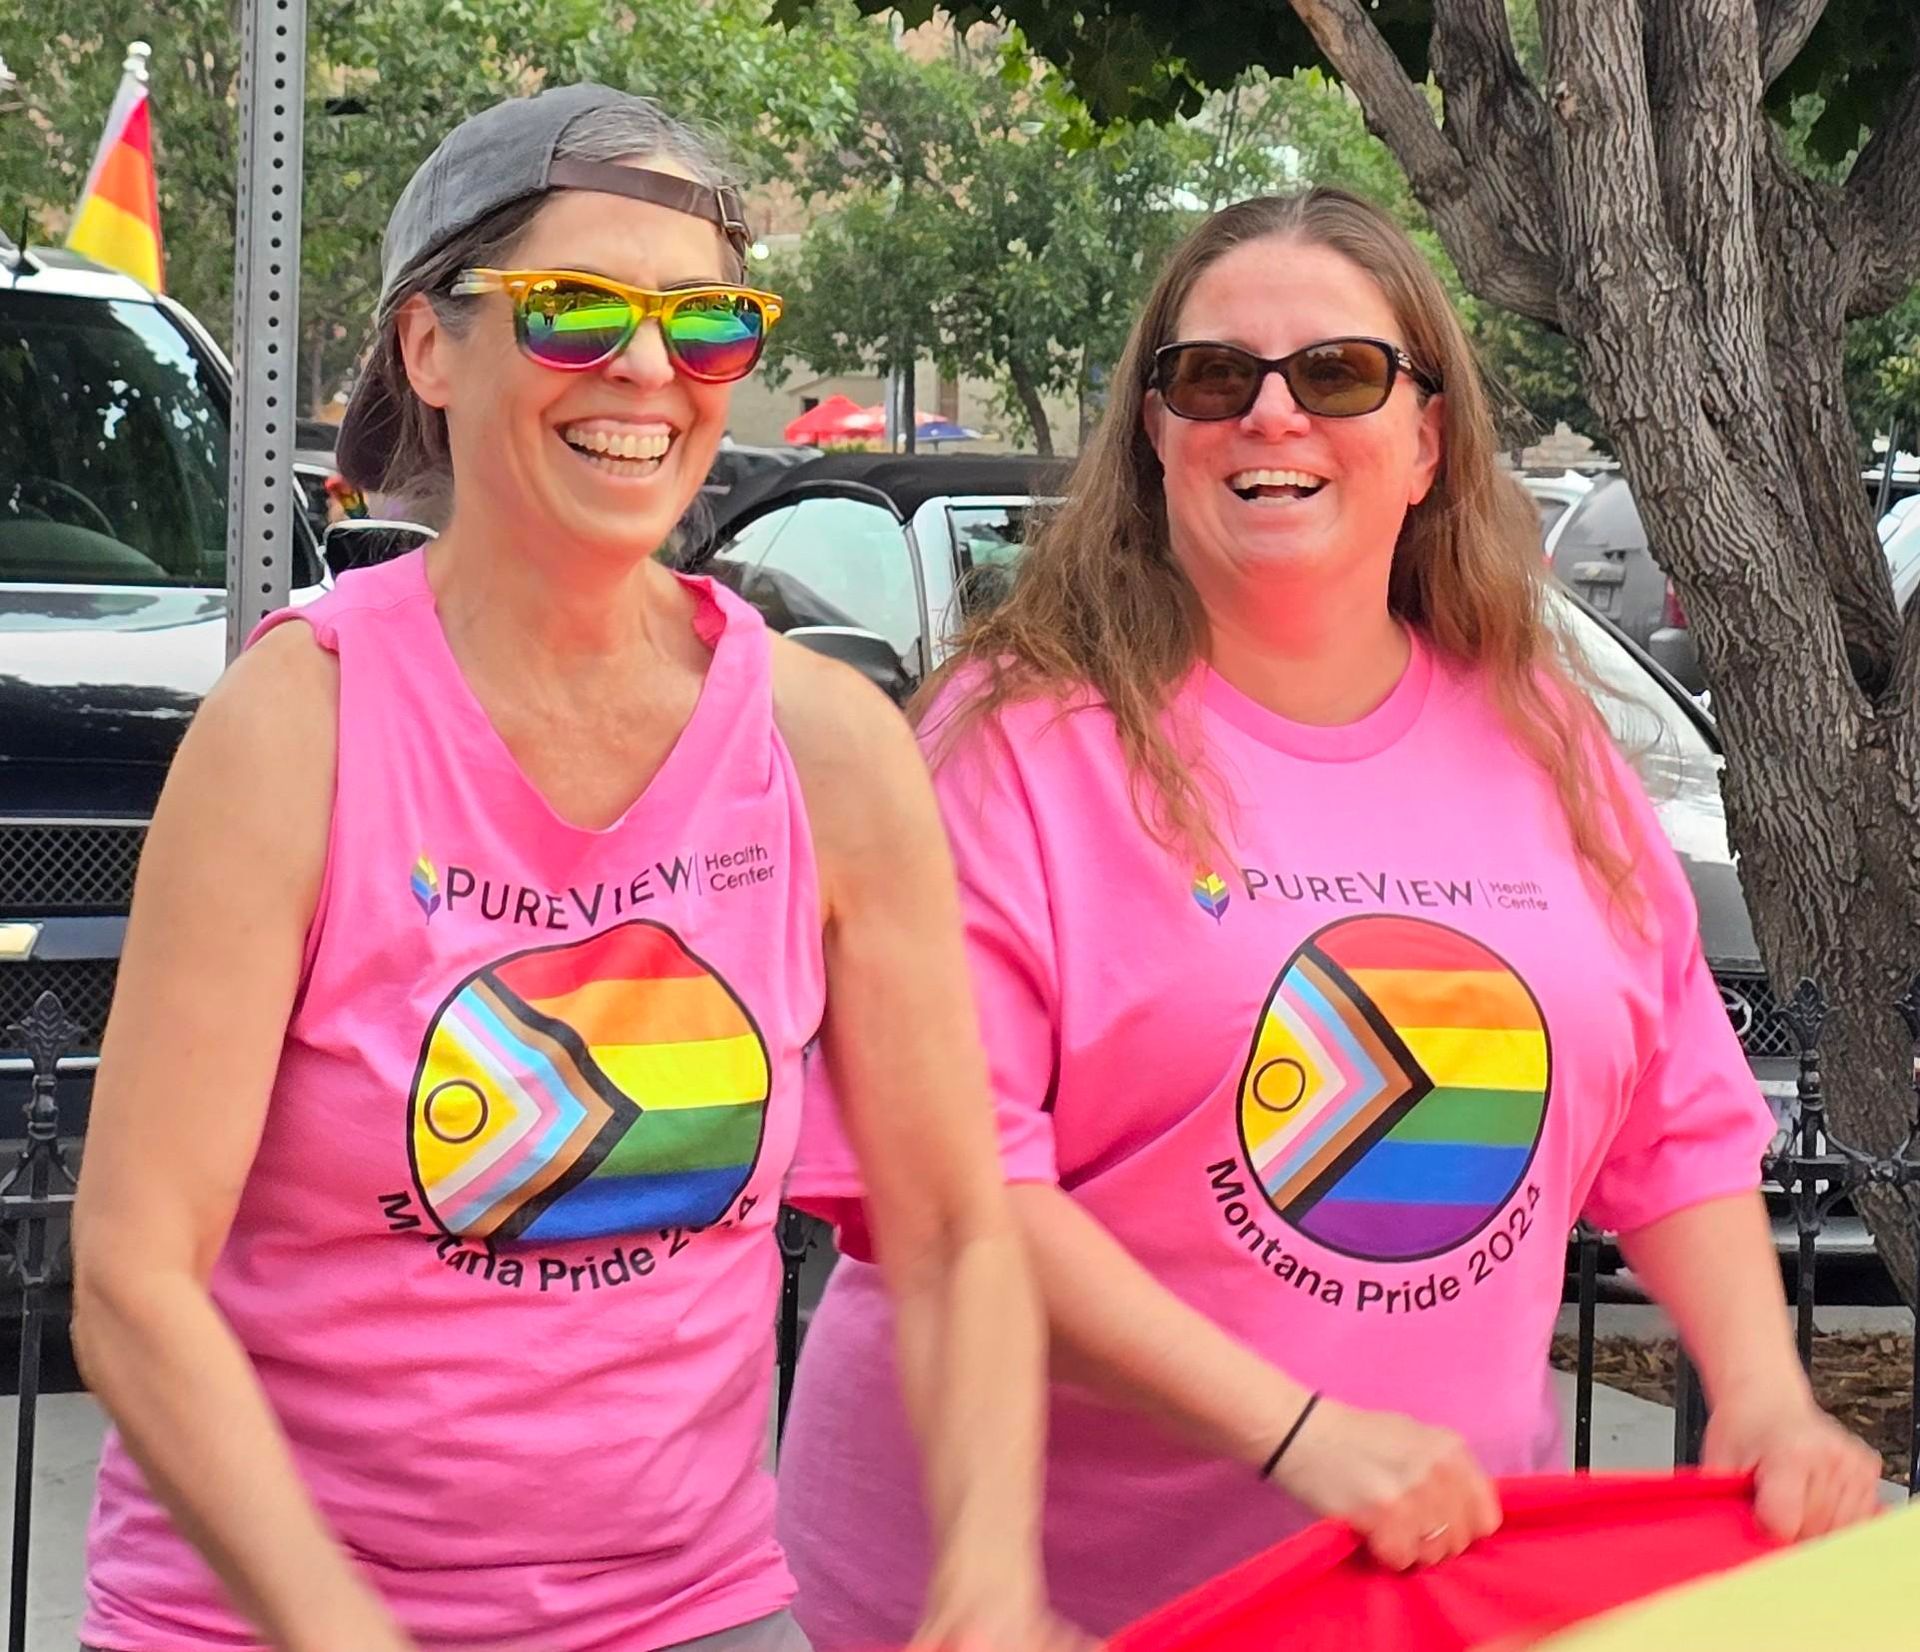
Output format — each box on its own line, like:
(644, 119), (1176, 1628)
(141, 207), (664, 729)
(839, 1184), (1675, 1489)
(1662, 581), (1688, 629)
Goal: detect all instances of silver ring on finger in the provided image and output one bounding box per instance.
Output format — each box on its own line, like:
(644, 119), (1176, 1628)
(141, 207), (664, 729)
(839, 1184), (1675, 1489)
(1420, 1523), (1451, 1544)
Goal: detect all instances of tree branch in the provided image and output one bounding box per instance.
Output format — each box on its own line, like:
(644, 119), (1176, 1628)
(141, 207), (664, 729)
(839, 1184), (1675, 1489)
(1286, 0), (1559, 324)
(1426, 0), (1562, 308)
(1758, 0), (1829, 86)
(1846, 68), (1920, 317)
(1535, 0), (1716, 467)
(1287, 0), (1461, 193)
(1752, 126), (1896, 690)
(1642, 0), (1772, 419)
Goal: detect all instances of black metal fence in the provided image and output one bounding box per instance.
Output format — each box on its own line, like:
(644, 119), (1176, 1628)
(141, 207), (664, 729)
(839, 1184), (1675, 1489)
(1, 994), (80, 1652)
(4, 979), (1917, 1652)
(1567, 975), (1920, 1485)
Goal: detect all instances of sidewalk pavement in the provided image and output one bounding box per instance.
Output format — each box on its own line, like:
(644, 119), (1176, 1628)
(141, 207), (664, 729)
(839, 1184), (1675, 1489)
(0, 1391), (107, 1652)
(2, 1336), (1907, 1652)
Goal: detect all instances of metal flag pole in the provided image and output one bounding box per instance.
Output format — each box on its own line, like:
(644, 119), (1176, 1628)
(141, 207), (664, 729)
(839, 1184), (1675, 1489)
(226, 0), (307, 659)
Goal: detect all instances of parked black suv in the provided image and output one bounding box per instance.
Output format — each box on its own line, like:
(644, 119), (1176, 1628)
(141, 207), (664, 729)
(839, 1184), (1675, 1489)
(0, 233), (325, 1135)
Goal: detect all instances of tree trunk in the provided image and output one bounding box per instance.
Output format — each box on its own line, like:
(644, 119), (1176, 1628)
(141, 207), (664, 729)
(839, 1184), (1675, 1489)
(1583, 314), (1920, 1303)
(1009, 363), (1054, 456)
(1531, 0), (1920, 1301)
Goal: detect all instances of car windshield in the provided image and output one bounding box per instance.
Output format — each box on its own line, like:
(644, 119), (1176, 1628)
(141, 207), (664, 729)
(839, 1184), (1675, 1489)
(1555, 474), (1643, 553)
(0, 292), (230, 586)
(1545, 587), (1715, 761)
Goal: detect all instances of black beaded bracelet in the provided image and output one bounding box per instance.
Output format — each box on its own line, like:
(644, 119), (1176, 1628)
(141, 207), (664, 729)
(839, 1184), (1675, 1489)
(1260, 1391), (1322, 1481)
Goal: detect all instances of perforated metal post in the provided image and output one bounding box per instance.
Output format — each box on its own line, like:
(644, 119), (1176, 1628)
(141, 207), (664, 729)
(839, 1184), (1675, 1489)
(226, 0), (307, 658)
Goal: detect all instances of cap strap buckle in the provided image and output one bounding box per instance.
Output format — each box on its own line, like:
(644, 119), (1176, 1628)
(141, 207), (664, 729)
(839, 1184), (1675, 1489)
(547, 157), (752, 258)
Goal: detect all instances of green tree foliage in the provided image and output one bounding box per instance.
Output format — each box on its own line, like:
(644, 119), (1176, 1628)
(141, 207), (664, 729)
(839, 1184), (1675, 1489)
(788, 0), (1917, 454)
(0, 0), (834, 412)
(764, 16), (1274, 453)
(0, 0), (1605, 450)
(794, 0), (1916, 148)
(1848, 287), (1920, 465)
(0, 0), (247, 345)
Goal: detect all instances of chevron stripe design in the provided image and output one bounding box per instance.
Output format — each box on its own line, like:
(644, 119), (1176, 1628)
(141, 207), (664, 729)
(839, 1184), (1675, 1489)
(409, 921), (770, 1245)
(1236, 916), (1550, 1263)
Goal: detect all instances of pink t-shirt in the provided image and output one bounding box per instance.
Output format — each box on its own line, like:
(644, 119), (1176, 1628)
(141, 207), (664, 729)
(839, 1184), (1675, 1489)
(777, 636), (1773, 1643)
(85, 553), (825, 1650)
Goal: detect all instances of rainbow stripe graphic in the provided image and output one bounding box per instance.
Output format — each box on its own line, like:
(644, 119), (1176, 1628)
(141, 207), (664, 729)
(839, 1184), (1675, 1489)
(410, 855), (441, 920)
(409, 921), (769, 1243)
(1236, 915), (1549, 1262)
(1192, 871), (1232, 923)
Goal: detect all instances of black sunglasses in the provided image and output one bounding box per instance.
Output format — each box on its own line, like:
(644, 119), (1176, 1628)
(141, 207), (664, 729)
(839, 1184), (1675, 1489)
(1151, 337), (1442, 421)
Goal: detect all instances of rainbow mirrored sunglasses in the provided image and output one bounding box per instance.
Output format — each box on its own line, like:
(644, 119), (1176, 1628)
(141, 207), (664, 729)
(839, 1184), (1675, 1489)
(450, 268), (785, 382)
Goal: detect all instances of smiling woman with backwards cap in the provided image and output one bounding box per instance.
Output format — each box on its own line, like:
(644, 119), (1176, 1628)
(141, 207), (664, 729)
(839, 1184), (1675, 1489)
(71, 85), (1060, 1652)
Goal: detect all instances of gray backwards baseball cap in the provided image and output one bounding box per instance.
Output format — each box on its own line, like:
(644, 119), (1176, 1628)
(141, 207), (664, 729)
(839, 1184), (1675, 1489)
(336, 83), (749, 488)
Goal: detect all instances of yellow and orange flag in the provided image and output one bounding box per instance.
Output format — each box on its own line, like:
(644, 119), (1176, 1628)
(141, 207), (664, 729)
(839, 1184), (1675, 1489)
(66, 42), (163, 291)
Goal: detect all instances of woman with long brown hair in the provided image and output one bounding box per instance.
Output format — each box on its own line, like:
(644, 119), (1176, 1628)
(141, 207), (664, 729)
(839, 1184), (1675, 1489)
(776, 188), (1880, 1644)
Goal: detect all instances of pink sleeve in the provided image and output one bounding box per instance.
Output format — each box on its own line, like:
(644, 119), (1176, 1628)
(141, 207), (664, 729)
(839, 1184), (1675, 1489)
(926, 706), (1063, 1186)
(786, 700), (1062, 1257)
(1580, 750), (1777, 1235)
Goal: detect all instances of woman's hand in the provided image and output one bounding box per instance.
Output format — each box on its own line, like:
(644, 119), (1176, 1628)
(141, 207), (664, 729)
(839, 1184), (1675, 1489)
(289, 1592), (421, 1652)
(1615, 1196), (1882, 1542)
(913, 1561), (1096, 1652)
(1272, 1397), (1503, 1571)
(913, 1590), (1098, 1652)
(1703, 1387), (1883, 1540)
(911, 1608), (1093, 1652)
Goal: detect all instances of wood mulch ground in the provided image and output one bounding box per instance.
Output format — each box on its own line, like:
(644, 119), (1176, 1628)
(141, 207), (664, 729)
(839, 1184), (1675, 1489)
(1549, 1332), (1915, 1486)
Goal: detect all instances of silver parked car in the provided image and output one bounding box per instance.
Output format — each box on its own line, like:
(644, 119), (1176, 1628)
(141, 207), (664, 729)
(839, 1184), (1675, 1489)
(1554, 469), (1920, 699)
(1547, 474), (1704, 694)
(1877, 503), (1920, 612)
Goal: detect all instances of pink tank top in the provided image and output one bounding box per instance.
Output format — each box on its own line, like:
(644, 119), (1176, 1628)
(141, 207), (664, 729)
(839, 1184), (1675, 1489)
(85, 552), (825, 1651)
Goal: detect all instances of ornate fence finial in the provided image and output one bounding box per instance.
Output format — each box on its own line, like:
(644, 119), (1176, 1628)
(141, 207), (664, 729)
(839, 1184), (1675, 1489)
(1786, 976), (1829, 1054)
(5, 991), (82, 1082)
(6, 991), (82, 1153)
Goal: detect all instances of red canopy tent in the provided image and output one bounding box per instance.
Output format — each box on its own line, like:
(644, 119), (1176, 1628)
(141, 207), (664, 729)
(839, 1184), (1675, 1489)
(783, 394), (887, 445)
